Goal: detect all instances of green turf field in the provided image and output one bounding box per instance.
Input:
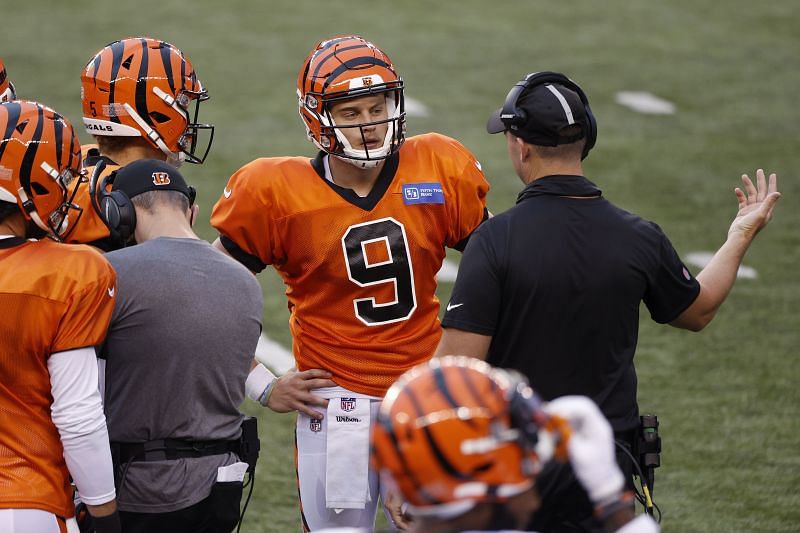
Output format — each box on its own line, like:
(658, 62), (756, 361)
(5, 1), (798, 531)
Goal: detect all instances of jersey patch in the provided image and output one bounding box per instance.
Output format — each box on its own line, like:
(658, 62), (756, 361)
(402, 182), (445, 205)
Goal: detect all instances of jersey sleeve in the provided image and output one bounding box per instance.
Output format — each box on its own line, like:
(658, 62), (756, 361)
(51, 256), (116, 353)
(440, 223), (502, 335)
(210, 160), (278, 273)
(442, 137), (490, 250)
(642, 222), (701, 323)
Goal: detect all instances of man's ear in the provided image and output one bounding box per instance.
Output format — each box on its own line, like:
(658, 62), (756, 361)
(189, 204), (200, 227)
(515, 136), (531, 162)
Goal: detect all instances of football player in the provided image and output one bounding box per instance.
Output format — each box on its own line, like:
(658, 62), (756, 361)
(370, 356), (659, 533)
(0, 101), (120, 532)
(0, 57), (16, 102)
(210, 35), (490, 530)
(66, 36), (214, 250)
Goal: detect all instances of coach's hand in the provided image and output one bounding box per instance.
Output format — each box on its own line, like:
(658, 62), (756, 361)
(267, 368), (335, 419)
(728, 169), (780, 240)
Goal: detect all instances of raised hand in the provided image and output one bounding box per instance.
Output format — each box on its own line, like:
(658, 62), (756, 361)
(729, 169), (780, 240)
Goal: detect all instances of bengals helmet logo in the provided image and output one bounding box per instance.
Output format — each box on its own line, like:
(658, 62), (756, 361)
(362, 76), (373, 87)
(152, 171), (171, 186)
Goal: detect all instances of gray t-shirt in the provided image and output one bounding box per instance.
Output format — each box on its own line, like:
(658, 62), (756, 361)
(103, 237), (263, 513)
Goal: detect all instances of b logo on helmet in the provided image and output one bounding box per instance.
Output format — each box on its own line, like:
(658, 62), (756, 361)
(361, 77), (373, 87)
(152, 172), (171, 186)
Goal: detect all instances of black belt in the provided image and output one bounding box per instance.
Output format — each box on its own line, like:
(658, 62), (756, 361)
(111, 438), (239, 463)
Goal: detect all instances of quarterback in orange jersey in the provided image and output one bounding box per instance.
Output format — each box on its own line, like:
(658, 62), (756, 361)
(0, 102), (121, 533)
(65, 36), (215, 250)
(211, 35), (489, 530)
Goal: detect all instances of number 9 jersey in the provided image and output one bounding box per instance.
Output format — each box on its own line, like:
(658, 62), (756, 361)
(211, 133), (489, 396)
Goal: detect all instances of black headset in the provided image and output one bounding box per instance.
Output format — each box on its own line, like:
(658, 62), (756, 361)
(499, 71), (597, 160)
(94, 162), (196, 244)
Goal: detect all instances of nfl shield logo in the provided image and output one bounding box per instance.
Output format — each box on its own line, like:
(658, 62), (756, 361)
(310, 418), (322, 432)
(341, 398), (356, 412)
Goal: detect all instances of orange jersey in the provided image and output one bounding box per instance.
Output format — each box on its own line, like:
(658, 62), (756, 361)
(211, 133), (489, 396)
(65, 145), (119, 248)
(0, 237), (116, 517)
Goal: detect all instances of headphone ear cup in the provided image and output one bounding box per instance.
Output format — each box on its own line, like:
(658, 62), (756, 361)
(100, 190), (136, 242)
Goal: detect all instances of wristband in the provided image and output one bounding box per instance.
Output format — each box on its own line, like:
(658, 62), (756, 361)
(259, 379), (277, 407)
(245, 364), (275, 404)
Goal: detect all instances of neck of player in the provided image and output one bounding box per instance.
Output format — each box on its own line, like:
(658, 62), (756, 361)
(328, 155), (384, 197)
(133, 205), (199, 243)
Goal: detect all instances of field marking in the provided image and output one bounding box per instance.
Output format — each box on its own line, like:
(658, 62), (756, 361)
(405, 96), (430, 117)
(255, 333), (295, 375)
(686, 251), (758, 279)
(436, 258), (459, 283)
(615, 91), (676, 114)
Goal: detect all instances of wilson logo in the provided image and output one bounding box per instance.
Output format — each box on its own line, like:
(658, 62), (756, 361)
(152, 172), (171, 186)
(335, 416), (361, 423)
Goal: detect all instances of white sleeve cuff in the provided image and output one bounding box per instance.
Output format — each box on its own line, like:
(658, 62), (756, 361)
(245, 363), (275, 403)
(48, 347), (116, 504)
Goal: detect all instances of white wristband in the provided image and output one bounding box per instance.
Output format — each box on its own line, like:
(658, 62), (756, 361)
(245, 363), (276, 404)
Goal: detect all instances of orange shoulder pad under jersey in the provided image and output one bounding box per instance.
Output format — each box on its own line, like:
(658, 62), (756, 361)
(211, 135), (489, 396)
(0, 238), (116, 517)
(65, 145), (118, 245)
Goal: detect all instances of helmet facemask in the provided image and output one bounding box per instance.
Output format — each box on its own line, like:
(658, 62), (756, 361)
(311, 84), (406, 168)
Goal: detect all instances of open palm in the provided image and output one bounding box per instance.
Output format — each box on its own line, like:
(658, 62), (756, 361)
(728, 169), (781, 239)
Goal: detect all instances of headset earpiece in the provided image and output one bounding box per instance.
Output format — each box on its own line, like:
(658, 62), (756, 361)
(98, 180), (136, 244)
(501, 71), (597, 160)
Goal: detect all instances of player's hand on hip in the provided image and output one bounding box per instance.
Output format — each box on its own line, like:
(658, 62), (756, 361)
(543, 396), (624, 506)
(729, 169), (780, 240)
(267, 368), (336, 419)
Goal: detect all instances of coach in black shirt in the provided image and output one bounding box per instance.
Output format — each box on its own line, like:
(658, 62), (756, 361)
(435, 72), (780, 531)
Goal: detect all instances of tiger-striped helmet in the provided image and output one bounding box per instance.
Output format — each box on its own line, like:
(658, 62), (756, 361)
(81, 37), (214, 166)
(372, 356), (568, 519)
(297, 35), (405, 168)
(0, 101), (84, 239)
(0, 58), (16, 103)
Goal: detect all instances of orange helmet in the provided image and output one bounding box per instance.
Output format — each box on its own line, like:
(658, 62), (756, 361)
(80, 37), (214, 165)
(0, 58), (16, 103)
(0, 101), (84, 239)
(297, 35), (405, 168)
(372, 356), (567, 519)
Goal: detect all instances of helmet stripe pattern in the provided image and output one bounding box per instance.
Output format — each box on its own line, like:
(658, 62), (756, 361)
(106, 40), (127, 124)
(134, 38), (151, 124)
(159, 41), (177, 95)
(0, 102), (21, 161)
(19, 105), (46, 192)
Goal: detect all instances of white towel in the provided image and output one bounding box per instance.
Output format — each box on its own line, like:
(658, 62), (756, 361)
(325, 396), (371, 509)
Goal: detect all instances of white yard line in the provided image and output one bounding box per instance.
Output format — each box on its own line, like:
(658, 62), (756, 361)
(615, 91), (676, 114)
(255, 333), (295, 375)
(405, 96), (430, 117)
(436, 258), (459, 283)
(686, 251), (758, 279)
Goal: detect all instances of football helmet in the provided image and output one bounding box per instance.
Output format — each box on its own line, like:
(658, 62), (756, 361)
(81, 37), (214, 166)
(372, 356), (570, 519)
(297, 35), (405, 168)
(0, 101), (84, 239)
(0, 58), (16, 103)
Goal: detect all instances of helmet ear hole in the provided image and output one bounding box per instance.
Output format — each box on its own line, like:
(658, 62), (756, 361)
(31, 182), (49, 195)
(149, 111), (170, 124)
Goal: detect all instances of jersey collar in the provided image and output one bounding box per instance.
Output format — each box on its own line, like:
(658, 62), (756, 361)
(516, 174), (602, 204)
(310, 151), (400, 211)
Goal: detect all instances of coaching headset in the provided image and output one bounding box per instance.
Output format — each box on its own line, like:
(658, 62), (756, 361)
(93, 159), (196, 244)
(494, 71), (597, 160)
